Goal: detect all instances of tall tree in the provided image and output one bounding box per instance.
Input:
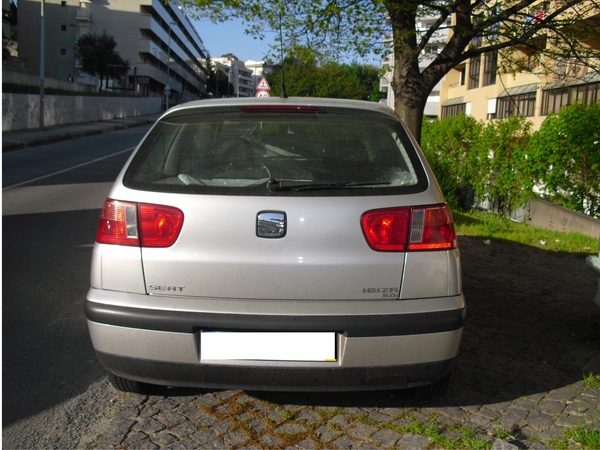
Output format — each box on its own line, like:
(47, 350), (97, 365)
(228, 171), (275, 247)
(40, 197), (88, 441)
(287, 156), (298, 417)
(75, 31), (129, 91)
(184, 0), (600, 142)
(267, 47), (384, 100)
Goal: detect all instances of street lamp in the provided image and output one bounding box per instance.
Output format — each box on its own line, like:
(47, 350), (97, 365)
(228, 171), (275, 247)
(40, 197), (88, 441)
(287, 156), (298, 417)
(166, 21), (177, 110)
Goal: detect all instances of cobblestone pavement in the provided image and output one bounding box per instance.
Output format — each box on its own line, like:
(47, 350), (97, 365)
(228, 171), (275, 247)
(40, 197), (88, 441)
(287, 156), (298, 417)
(89, 236), (600, 449)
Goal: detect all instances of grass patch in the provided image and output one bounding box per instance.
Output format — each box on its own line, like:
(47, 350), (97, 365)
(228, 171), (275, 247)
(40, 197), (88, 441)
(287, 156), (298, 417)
(354, 415), (377, 425)
(315, 407), (344, 420)
(384, 421), (492, 450)
(279, 409), (294, 421)
(549, 426), (600, 449)
(493, 425), (518, 441)
(583, 373), (600, 389)
(453, 210), (598, 255)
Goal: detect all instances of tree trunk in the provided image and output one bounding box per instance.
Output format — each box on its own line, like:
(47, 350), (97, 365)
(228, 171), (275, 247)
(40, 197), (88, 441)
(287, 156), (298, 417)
(384, 0), (473, 144)
(391, 57), (432, 144)
(393, 85), (428, 144)
(386, 0), (432, 144)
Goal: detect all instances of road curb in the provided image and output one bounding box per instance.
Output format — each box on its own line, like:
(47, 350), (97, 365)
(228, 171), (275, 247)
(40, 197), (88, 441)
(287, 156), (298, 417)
(2, 117), (159, 153)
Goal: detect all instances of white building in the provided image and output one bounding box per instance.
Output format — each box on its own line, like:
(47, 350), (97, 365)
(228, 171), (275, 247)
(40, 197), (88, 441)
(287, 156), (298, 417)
(213, 54), (254, 97)
(245, 59), (278, 91)
(18, 0), (208, 104)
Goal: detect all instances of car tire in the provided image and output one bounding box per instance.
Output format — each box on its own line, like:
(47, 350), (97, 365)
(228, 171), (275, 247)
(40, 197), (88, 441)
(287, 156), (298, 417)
(411, 370), (452, 401)
(107, 372), (156, 395)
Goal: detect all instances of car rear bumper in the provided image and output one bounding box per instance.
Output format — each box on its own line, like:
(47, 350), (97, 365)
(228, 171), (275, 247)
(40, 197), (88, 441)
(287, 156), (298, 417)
(95, 349), (457, 391)
(85, 288), (465, 390)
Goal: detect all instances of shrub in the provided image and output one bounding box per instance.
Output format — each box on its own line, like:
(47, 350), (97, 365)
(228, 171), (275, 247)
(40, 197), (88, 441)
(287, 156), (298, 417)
(421, 102), (599, 219)
(528, 102), (600, 218)
(470, 115), (534, 215)
(421, 114), (482, 210)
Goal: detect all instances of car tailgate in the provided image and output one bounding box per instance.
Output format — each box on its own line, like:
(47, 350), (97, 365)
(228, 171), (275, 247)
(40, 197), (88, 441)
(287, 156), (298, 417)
(140, 195), (406, 300)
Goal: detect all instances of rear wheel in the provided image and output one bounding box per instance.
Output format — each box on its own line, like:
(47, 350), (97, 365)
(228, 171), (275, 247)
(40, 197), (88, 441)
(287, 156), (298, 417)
(411, 371), (452, 401)
(107, 372), (156, 395)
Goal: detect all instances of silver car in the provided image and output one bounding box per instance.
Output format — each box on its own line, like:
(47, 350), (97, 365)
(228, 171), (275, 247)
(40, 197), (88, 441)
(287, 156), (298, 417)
(85, 97), (465, 399)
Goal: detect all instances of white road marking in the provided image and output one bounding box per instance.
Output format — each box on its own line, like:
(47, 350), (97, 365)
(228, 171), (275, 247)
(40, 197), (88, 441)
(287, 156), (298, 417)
(2, 147), (134, 191)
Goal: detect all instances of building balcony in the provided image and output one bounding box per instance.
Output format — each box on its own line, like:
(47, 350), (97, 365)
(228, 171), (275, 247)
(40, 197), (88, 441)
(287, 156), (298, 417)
(76, 7), (91, 22)
(138, 61), (183, 94)
(139, 38), (201, 87)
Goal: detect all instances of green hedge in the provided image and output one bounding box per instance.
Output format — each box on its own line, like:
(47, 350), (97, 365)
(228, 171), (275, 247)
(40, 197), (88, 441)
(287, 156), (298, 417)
(421, 102), (600, 218)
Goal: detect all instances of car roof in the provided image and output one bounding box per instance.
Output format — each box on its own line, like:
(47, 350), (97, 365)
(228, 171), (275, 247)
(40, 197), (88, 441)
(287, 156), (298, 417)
(163, 97), (398, 119)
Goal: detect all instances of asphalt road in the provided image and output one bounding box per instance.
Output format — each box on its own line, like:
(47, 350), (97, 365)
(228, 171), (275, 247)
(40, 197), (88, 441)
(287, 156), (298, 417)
(2, 126), (151, 433)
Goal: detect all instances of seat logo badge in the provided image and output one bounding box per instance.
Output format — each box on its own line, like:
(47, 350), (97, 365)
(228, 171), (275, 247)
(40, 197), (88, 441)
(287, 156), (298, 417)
(257, 211), (286, 238)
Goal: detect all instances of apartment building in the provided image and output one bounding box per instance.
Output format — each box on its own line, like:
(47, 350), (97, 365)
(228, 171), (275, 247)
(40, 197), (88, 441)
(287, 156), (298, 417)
(18, 0), (208, 103)
(440, 6), (600, 129)
(3, 0), (11, 40)
(213, 54), (255, 97)
(380, 5), (599, 127)
(441, 55), (599, 130)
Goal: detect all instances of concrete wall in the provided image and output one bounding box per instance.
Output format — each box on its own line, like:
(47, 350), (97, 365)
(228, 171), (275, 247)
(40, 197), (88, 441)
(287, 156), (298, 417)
(2, 93), (162, 131)
(527, 198), (600, 240)
(3, 70), (97, 93)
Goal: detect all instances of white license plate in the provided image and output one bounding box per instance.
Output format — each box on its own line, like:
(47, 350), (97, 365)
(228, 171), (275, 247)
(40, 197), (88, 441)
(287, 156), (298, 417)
(200, 331), (336, 362)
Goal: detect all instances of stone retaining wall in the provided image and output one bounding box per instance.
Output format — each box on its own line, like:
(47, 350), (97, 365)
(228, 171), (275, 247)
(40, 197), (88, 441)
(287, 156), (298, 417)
(2, 93), (162, 131)
(527, 198), (600, 239)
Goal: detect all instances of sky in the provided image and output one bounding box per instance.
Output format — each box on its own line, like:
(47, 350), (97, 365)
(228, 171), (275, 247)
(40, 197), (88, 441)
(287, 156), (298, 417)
(193, 18), (277, 63)
(191, 17), (378, 65)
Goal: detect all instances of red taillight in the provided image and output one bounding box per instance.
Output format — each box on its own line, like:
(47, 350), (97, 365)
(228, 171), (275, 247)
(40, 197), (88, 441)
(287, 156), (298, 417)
(139, 203), (184, 247)
(96, 200), (183, 248)
(361, 208), (410, 251)
(96, 200), (139, 246)
(361, 204), (456, 252)
(408, 205), (456, 251)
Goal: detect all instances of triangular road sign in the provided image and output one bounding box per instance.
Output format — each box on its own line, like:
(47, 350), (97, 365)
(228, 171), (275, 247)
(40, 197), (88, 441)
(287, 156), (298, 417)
(256, 77), (271, 91)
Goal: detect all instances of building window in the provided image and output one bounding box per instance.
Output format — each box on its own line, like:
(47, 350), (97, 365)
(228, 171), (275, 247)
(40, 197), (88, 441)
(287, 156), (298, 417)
(541, 82), (600, 115)
(468, 55), (481, 90)
(61, 25), (67, 31)
(483, 51), (498, 86)
(61, 1), (67, 6)
(60, 48), (67, 55)
(442, 97), (466, 119)
(497, 92), (536, 118)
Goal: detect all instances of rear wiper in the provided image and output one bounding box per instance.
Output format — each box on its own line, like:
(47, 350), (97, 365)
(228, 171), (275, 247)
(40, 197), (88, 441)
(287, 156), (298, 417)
(267, 178), (390, 192)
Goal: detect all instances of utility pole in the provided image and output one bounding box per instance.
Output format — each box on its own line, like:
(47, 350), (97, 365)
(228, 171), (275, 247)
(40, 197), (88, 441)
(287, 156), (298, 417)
(166, 22), (176, 110)
(71, 23), (77, 79)
(39, 0), (45, 130)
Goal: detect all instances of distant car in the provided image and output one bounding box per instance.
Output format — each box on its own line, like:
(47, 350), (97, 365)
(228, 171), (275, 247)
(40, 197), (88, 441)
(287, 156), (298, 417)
(85, 97), (466, 399)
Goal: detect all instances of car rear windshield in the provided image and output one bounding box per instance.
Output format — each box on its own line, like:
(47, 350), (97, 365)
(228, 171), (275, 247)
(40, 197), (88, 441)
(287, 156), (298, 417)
(123, 109), (428, 196)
